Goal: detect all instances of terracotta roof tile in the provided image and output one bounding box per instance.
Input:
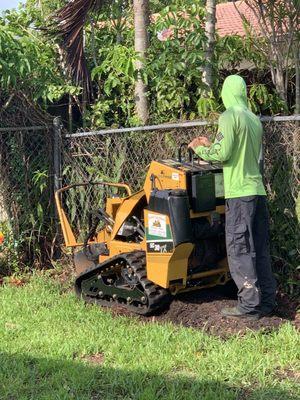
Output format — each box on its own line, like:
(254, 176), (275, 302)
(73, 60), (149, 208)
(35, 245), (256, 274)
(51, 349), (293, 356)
(216, 1), (260, 37)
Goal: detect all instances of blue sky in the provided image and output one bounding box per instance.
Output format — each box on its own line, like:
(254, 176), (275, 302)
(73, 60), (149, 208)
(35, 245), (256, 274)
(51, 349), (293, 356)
(0, 0), (23, 11)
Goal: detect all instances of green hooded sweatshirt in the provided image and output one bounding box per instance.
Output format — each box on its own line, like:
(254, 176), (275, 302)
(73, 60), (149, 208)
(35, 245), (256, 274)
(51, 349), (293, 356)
(195, 75), (266, 199)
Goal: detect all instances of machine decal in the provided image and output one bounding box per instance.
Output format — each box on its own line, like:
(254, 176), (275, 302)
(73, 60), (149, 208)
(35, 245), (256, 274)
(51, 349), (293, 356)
(147, 241), (174, 253)
(172, 172), (180, 181)
(146, 221), (173, 242)
(148, 213), (167, 238)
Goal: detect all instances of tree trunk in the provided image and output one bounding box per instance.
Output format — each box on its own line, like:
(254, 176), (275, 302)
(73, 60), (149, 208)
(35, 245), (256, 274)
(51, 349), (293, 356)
(273, 66), (287, 105)
(294, 44), (300, 114)
(202, 0), (217, 92)
(133, 0), (150, 125)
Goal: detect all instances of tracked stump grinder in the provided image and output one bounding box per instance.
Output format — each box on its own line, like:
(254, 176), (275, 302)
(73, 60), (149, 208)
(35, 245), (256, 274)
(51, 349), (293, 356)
(56, 146), (231, 315)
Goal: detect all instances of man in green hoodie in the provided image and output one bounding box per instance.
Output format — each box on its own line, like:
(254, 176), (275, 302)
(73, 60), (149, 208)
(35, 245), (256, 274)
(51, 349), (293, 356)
(189, 75), (276, 320)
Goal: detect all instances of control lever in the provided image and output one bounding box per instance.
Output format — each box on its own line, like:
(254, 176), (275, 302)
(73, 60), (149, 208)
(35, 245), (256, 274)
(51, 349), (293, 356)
(178, 143), (195, 166)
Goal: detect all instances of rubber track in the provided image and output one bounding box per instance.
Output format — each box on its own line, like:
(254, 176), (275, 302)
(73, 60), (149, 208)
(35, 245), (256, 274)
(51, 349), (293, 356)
(75, 251), (170, 315)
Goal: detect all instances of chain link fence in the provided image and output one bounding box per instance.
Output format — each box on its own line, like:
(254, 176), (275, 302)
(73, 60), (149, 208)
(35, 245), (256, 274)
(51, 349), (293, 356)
(62, 118), (300, 288)
(0, 94), (59, 273)
(0, 126), (57, 271)
(0, 108), (299, 289)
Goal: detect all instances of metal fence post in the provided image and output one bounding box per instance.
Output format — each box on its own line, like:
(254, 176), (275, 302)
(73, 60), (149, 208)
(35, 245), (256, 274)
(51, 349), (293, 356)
(53, 117), (62, 194)
(53, 117), (63, 259)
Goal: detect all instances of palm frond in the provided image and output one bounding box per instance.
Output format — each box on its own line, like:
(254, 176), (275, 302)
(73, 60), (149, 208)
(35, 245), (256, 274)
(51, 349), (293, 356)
(49, 0), (103, 95)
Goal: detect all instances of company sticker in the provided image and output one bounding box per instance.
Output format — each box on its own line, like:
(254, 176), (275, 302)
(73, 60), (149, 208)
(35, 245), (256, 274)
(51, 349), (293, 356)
(148, 213), (167, 237)
(172, 172), (180, 181)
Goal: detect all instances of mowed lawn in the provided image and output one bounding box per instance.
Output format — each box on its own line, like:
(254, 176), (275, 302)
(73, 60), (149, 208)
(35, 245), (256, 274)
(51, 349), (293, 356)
(0, 275), (299, 400)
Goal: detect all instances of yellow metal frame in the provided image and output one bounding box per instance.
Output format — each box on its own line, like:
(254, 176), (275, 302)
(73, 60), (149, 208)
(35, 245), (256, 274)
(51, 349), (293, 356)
(55, 181), (132, 247)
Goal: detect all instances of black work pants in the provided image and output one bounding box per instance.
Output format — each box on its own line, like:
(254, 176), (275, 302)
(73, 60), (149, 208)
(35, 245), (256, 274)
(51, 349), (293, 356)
(225, 195), (277, 314)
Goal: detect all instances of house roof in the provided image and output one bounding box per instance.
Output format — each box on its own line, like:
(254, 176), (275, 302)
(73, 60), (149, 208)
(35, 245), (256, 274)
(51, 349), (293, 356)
(99, 1), (261, 39)
(151, 1), (261, 38)
(216, 1), (260, 37)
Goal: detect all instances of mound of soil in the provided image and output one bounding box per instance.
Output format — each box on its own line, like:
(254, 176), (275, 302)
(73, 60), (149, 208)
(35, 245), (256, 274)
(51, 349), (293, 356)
(156, 288), (299, 337)
(112, 286), (299, 338)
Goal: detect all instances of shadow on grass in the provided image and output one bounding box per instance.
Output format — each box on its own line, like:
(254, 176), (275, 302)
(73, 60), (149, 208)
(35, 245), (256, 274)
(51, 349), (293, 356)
(0, 352), (297, 400)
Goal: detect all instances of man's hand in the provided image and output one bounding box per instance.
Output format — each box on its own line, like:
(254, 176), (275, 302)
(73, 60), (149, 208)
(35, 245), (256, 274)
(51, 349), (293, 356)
(188, 136), (211, 150)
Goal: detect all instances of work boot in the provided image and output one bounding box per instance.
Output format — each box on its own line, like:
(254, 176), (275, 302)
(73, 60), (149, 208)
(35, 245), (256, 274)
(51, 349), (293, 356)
(260, 305), (277, 318)
(221, 306), (260, 321)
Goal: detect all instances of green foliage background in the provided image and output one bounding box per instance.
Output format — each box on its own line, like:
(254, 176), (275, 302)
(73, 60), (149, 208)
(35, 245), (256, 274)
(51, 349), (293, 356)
(0, 0), (289, 127)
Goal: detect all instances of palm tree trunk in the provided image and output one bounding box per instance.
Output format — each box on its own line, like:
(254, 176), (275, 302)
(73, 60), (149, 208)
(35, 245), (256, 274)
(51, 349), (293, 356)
(203, 0), (216, 92)
(133, 0), (150, 125)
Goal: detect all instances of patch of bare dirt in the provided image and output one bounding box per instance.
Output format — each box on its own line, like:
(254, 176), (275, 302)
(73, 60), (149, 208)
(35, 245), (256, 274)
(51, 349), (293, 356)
(5, 276), (29, 287)
(47, 258), (76, 290)
(154, 289), (294, 338)
(236, 387), (253, 400)
(275, 367), (300, 383)
(55, 265), (76, 287)
(81, 353), (105, 365)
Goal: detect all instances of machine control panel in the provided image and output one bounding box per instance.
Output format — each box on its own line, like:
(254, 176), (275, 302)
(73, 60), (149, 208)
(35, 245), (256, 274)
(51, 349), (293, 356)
(159, 159), (222, 173)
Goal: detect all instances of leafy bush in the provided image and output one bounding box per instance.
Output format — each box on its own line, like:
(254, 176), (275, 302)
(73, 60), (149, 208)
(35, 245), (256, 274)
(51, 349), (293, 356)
(0, 1), (295, 124)
(147, 2), (208, 122)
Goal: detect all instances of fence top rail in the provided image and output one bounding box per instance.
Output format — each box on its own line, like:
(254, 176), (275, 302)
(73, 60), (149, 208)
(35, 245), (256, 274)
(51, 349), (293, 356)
(0, 125), (52, 133)
(66, 114), (300, 139)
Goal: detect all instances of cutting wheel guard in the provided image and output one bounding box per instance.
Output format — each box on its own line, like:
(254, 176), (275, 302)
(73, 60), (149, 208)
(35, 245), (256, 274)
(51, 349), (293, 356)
(55, 181), (131, 247)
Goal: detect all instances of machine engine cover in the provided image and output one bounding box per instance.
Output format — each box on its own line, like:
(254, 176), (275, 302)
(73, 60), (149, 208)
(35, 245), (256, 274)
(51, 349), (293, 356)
(148, 189), (193, 246)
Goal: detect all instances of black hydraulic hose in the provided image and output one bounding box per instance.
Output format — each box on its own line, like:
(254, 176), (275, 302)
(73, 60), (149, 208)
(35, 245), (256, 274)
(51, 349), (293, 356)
(83, 209), (115, 248)
(178, 143), (194, 163)
(84, 213), (102, 248)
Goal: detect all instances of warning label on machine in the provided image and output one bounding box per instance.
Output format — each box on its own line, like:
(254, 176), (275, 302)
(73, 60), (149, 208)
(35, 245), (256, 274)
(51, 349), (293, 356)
(148, 214), (167, 238)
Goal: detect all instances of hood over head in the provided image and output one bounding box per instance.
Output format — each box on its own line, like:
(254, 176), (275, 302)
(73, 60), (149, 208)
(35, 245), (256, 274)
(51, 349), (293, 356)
(221, 75), (248, 110)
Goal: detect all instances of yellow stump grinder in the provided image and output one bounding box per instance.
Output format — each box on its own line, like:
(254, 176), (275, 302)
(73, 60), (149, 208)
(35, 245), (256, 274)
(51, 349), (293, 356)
(55, 145), (230, 315)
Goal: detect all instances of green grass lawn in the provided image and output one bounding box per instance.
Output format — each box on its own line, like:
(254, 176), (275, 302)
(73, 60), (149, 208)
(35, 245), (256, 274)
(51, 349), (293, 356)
(0, 274), (299, 400)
